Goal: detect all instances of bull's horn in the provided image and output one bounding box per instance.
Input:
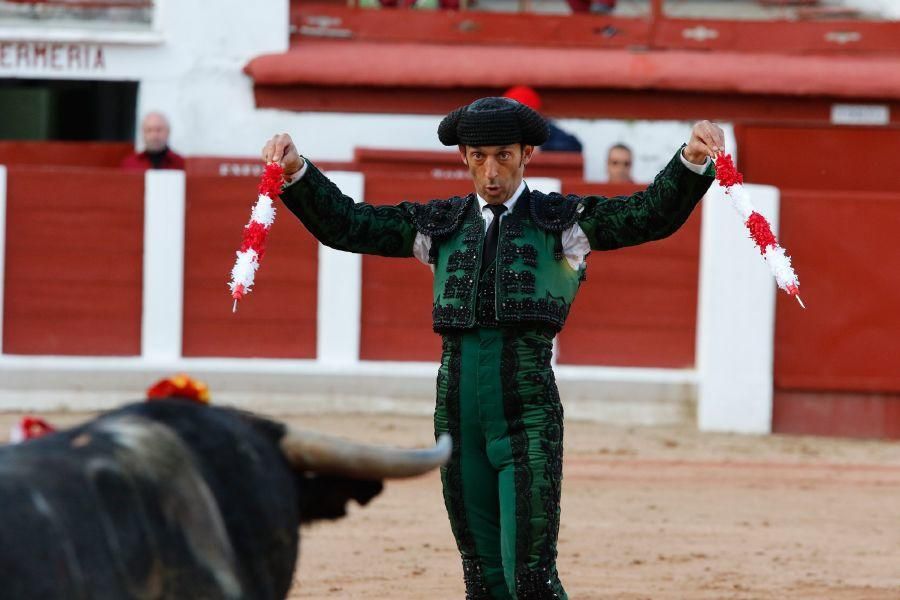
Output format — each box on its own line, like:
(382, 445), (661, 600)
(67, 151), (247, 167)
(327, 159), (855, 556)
(280, 430), (451, 479)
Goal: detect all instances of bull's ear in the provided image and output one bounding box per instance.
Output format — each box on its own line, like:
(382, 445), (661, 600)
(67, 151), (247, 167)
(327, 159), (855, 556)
(296, 474), (384, 524)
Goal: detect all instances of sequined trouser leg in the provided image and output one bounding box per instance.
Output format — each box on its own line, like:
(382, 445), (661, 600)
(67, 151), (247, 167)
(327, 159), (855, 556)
(434, 328), (567, 600)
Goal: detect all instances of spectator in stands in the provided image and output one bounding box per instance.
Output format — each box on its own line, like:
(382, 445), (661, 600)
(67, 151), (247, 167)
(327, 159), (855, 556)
(121, 111), (185, 171)
(567, 0), (616, 13)
(606, 142), (634, 183)
(503, 85), (583, 152)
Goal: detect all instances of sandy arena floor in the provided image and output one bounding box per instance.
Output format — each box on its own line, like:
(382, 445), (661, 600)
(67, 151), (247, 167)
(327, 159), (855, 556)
(3, 411), (900, 599)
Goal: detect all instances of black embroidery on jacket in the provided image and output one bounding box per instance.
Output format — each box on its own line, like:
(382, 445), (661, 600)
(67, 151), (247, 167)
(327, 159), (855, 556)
(529, 190), (581, 233)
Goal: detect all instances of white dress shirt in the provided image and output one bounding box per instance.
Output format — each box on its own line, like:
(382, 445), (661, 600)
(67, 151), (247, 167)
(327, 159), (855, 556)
(411, 179), (592, 271)
(287, 151), (711, 272)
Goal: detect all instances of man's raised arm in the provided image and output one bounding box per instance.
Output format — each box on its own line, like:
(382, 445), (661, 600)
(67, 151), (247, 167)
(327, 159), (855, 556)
(261, 133), (418, 257)
(576, 121), (724, 251)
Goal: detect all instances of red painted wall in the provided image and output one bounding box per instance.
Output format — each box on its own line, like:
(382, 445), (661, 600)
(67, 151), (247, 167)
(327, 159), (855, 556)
(292, 4), (900, 54)
(291, 5), (654, 50)
(182, 176), (318, 358)
(771, 189), (900, 437)
(256, 6), (900, 121)
(774, 190), (900, 393)
(737, 125), (900, 193)
(739, 125), (900, 437)
(358, 174), (470, 362)
(3, 167), (144, 355)
(557, 182), (702, 368)
(0, 141), (133, 169)
(772, 391), (900, 439)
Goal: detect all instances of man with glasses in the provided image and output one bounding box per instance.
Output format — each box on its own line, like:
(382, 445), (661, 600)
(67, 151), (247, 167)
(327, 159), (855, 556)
(606, 142), (634, 183)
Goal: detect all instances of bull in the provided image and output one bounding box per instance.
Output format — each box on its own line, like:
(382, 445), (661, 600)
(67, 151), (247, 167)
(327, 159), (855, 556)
(0, 399), (450, 599)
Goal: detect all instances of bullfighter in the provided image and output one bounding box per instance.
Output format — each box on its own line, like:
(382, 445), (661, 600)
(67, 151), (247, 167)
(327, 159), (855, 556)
(262, 97), (724, 599)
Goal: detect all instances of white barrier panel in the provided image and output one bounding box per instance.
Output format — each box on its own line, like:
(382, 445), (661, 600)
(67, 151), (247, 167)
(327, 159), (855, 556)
(141, 169), (186, 362)
(316, 171), (364, 366)
(0, 356), (694, 425)
(696, 183), (780, 434)
(0, 166), (6, 355)
(525, 176), (562, 194)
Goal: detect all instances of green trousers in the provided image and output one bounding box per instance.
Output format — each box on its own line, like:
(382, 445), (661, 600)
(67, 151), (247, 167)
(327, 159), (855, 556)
(434, 327), (567, 600)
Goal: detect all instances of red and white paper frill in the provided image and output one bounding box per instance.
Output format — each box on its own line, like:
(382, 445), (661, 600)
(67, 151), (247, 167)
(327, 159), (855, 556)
(9, 416), (55, 444)
(228, 163), (284, 312)
(715, 153), (805, 308)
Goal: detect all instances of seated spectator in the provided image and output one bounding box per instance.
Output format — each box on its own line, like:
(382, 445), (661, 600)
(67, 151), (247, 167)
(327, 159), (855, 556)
(567, 0), (616, 14)
(121, 111), (185, 171)
(503, 85), (583, 153)
(606, 143), (634, 183)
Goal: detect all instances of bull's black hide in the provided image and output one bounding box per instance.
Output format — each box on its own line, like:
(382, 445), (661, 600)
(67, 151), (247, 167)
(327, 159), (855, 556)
(0, 400), (383, 600)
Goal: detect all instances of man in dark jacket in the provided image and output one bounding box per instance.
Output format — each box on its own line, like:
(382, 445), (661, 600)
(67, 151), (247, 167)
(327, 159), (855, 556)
(262, 98), (723, 599)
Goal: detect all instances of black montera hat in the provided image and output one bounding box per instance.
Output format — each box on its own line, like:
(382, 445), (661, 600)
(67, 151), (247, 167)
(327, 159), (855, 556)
(438, 97), (549, 147)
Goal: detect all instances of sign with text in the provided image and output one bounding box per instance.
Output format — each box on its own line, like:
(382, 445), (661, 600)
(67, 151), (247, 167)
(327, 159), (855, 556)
(0, 41), (105, 72)
(830, 104), (890, 126)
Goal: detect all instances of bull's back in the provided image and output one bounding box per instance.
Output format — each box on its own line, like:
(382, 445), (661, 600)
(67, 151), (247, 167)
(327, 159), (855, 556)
(0, 446), (178, 598)
(0, 403), (300, 600)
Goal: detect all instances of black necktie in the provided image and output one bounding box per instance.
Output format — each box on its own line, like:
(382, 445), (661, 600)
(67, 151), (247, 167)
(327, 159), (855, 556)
(481, 204), (507, 276)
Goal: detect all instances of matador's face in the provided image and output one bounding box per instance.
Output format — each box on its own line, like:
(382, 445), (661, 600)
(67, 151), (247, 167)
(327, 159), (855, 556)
(460, 144), (534, 205)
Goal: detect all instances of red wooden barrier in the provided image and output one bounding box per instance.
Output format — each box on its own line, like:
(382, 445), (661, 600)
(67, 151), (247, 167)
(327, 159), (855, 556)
(3, 167), (144, 355)
(291, 4), (653, 50)
(556, 181), (702, 368)
(772, 189), (900, 438)
(359, 175), (471, 362)
(737, 125), (900, 193)
(182, 176), (318, 358)
(292, 3), (900, 53)
(739, 123), (900, 438)
(774, 190), (900, 393)
(0, 141), (133, 169)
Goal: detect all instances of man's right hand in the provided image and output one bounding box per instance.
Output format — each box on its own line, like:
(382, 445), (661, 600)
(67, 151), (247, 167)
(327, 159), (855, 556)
(261, 133), (304, 177)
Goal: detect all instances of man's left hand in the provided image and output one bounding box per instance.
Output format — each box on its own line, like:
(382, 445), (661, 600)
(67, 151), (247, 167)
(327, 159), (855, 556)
(684, 121), (726, 165)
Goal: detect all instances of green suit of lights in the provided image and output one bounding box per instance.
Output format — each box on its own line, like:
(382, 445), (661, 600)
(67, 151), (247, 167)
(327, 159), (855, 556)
(281, 150), (714, 599)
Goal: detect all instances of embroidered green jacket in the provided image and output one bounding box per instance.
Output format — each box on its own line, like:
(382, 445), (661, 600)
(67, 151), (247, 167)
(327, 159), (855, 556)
(280, 149), (715, 332)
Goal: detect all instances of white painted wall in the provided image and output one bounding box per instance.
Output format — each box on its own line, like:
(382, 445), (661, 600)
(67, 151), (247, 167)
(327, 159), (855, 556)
(0, 0), (289, 154)
(696, 183), (780, 434)
(846, 0), (900, 19)
(141, 169), (186, 362)
(524, 176), (560, 194)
